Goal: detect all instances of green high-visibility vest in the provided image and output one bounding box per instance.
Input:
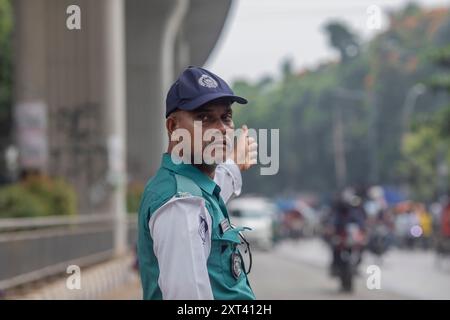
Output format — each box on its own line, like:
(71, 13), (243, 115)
(137, 153), (255, 300)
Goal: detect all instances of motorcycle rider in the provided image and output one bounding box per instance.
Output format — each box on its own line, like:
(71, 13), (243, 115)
(326, 189), (367, 277)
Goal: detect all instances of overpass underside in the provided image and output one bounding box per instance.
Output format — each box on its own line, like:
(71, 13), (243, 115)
(13, 0), (232, 213)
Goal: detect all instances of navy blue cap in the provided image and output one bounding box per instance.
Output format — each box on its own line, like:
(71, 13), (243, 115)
(165, 66), (248, 118)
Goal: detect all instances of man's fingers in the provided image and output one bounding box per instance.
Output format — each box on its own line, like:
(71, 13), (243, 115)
(248, 141), (258, 152)
(237, 125), (249, 148)
(240, 125), (248, 140)
(233, 124), (259, 170)
(248, 151), (258, 164)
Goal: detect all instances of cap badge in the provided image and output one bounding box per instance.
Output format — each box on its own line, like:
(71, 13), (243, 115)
(198, 74), (218, 88)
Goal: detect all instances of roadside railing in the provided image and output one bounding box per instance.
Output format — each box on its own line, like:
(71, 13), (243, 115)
(0, 214), (137, 291)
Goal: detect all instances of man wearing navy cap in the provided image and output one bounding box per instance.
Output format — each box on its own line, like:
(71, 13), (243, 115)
(137, 66), (258, 300)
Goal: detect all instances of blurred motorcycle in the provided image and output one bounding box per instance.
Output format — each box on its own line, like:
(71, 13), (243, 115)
(331, 222), (366, 292)
(367, 223), (392, 263)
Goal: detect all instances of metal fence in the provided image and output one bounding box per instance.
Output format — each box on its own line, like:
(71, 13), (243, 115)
(0, 214), (137, 291)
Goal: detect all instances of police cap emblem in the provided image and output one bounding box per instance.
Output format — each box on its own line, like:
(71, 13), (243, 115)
(198, 74), (218, 88)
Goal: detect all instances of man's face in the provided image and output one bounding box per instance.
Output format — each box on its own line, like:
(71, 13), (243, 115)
(168, 99), (235, 164)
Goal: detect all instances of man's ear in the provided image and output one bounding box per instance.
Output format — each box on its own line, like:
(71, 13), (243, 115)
(166, 114), (178, 136)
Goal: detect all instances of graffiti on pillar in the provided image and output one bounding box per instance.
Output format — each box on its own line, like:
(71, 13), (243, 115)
(14, 101), (49, 171)
(50, 103), (108, 210)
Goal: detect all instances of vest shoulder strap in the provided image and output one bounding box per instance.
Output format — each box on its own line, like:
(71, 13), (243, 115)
(174, 174), (203, 198)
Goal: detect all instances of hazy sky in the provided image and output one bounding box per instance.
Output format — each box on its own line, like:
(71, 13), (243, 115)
(206, 0), (450, 82)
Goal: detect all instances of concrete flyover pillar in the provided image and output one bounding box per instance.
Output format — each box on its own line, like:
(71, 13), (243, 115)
(13, 0), (128, 255)
(12, 0), (48, 173)
(101, 0), (127, 256)
(125, 0), (189, 183)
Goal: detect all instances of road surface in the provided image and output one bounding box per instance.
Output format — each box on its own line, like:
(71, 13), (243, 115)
(101, 238), (450, 300)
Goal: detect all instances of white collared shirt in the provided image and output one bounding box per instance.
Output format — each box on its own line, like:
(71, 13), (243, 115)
(148, 159), (242, 300)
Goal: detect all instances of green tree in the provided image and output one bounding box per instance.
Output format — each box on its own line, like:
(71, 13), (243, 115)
(231, 5), (450, 201)
(400, 42), (450, 200)
(324, 21), (360, 63)
(0, 0), (13, 180)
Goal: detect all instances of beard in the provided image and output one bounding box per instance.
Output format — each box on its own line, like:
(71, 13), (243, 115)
(202, 135), (233, 165)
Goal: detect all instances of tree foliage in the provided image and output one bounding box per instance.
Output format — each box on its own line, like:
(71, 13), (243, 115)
(232, 5), (450, 201)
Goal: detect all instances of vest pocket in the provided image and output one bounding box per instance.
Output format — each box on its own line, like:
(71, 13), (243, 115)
(214, 228), (246, 287)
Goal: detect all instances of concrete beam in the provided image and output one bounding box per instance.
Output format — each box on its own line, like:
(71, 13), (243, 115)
(184, 0), (233, 69)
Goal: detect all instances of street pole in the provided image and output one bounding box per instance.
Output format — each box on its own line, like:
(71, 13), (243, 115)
(437, 142), (449, 199)
(103, 0), (127, 257)
(367, 90), (378, 185)
(401, 83), (426, 140)
(333, 102), (347, 189)
(332, 88), (367, 189)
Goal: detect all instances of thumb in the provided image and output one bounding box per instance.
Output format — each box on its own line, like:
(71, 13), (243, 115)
(241, 124), (248, 138)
